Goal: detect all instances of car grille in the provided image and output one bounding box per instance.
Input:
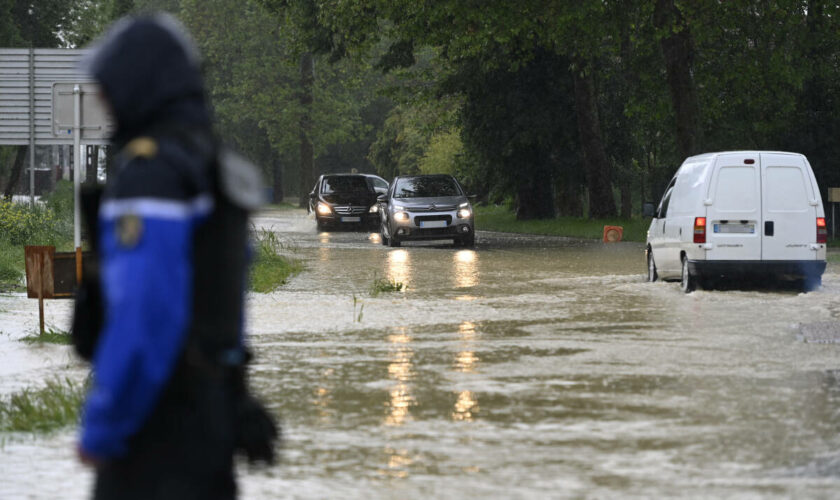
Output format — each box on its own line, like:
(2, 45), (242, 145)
(334, 205), (368, 215)
(407, 205), (457, 212)
(416, 227), (457, 237)
(414, 215), (452, 225)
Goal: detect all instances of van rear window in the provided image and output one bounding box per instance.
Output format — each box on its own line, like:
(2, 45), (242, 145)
(715, 166), (757, 212)
(765, 166), (808, 212)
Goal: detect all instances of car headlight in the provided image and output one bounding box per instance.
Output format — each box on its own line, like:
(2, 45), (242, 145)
(457, 207), (472, 218)
(316, 202), (332, 215)
(393, 211), (409, 222)
(369, 204), (378, 213)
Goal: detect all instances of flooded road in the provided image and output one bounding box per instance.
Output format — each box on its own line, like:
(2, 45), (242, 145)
(3, 207), (840, 499)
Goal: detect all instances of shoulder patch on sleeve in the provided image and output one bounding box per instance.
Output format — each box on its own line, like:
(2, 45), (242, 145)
(116, 214), (144, 248)
(124, 137), (158, 160)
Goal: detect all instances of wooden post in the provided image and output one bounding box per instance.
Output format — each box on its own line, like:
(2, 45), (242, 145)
(38, 251), (44, 336)
(76, 246), (83, 283)
(24, 246), (55, 335)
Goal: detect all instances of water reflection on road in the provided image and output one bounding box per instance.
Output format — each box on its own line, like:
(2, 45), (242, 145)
(2, 207), (840, 499)
(236, 209), (840, 498)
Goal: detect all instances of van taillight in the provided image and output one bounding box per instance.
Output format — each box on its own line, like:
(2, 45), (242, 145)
(817, 217), (827, 244)
(694, 217), (706, 244)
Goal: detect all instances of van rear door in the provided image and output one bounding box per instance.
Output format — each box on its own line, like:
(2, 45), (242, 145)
(760, 153), (817, 260)
(706, 153), (762, 261)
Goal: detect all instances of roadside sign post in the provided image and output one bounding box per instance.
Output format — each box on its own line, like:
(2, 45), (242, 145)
(1, 49), (112, 308)
(52, 81), (111, 281)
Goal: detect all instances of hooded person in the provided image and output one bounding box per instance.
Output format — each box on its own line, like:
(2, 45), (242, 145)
(76, 13), (275, 500)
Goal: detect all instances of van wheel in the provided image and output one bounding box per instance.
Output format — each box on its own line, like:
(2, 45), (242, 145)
(680, 256), (695, 293)
(646, 250), (658, 282)
(801, 276), (822, 293)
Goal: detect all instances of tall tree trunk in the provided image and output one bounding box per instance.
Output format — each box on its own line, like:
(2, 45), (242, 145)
(572, 60), (616, 218)
(272, 157), (284, 204)
(620, 186), (632, 219)
(515, 163), (556, 220)
(556, 181), (583, 217)
(3, 147), (27, 200)
(654, 0), (703, 159)
(298, 52), (314, 208)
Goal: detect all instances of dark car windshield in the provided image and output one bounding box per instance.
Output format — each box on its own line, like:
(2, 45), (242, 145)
(393, 176), (461, 198)
(321, 176), (372, 194)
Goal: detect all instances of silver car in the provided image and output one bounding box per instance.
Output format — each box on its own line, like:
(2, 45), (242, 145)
(379, 174), (475, 247)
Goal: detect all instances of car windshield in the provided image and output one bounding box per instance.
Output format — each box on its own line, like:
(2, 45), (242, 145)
(393, 177), (461, 198)
(366, 177), (388, 190)
(321, 176), (372, 194)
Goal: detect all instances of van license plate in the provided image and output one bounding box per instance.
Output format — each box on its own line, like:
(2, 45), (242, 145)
(341, 217), (361, 222)
(714, 223), (754, 234)
(420, 220), (447, 228)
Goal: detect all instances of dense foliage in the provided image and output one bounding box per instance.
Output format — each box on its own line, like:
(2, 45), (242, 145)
(2, 1), (839, 221)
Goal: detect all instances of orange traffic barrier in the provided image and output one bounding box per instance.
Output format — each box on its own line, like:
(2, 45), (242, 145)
(603, 225), (623, 243)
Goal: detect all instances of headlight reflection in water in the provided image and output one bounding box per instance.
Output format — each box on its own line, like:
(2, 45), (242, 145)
(386, 249), (412, 288)
(453, 321), (480, 422)
(385, 328), (415, 427)
(453, 249), (478, 288)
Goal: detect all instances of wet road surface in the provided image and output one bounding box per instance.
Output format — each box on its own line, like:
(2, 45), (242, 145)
(2, 207), (840, 499)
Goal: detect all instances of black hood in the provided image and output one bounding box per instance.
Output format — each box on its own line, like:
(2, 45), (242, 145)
(83, 13), (210, 147)
(320, 192), (378, 206)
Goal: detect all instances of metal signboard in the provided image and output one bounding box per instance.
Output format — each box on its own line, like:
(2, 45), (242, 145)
(0, 48), (111, 145)
(828, 188), (840, 203)
(52, 82), (113, 140)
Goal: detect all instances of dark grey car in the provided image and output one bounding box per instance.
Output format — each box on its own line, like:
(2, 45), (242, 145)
(379, 174), (475, 247)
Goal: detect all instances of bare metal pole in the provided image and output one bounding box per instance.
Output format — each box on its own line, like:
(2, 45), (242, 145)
(28, 48), (35, 208)
(73, 84), (82, 250)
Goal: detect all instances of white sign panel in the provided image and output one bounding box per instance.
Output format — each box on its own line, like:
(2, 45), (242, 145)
(52, 83), (113, 140)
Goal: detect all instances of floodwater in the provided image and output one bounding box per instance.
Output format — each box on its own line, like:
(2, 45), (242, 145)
(2, 207), (840, 499)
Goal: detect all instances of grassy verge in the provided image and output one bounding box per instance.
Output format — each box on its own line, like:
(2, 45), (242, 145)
(474, 205), (650, 242)
(0, 239), (22, 288)
(0, 377), (85, 433)
(249, 228), (304, 293)
(20, 327), (73, 345)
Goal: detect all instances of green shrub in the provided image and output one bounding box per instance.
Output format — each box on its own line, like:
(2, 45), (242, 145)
(0, 200), (63, 246)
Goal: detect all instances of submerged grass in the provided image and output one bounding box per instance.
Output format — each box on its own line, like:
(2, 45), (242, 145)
(0, 377), (86, 433)
(370, 276), (404, 296)
(474, 205), (650, 242)
(249, 227), (304, 293)
(20, 327), (73, 345)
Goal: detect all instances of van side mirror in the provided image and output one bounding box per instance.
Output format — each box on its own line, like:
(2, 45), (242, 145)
(642, 202), (656, 218)
(377, 193), (388, 202)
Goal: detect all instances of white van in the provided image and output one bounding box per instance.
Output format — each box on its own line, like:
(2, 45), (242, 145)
(646, 151), (827, 292)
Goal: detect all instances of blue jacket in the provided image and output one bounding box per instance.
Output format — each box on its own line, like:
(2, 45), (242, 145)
(79, 15), (218, 460)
